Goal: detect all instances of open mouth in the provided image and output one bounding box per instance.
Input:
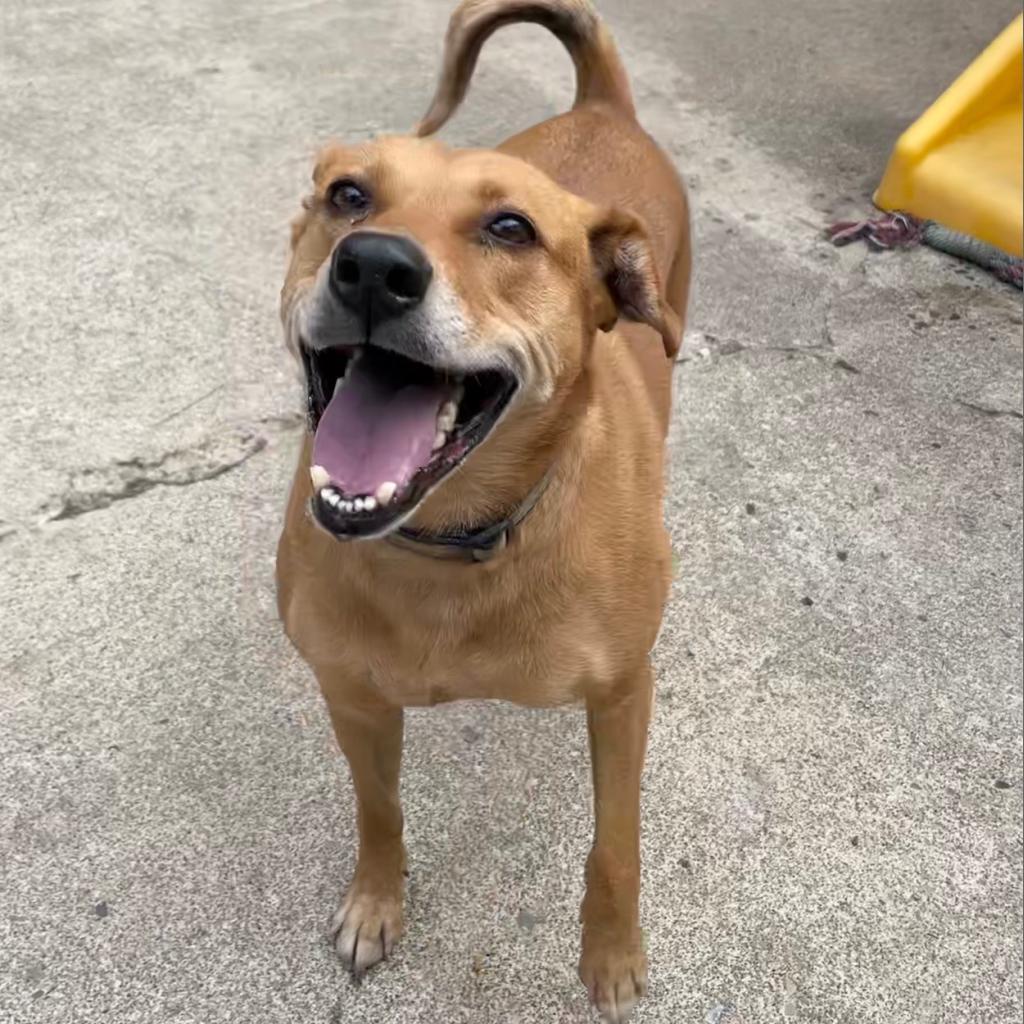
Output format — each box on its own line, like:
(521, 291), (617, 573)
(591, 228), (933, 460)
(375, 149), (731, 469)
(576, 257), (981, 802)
(300, 343), (518, 539)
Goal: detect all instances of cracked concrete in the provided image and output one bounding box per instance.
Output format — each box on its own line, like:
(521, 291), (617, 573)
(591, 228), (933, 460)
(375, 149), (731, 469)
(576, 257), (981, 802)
(46, 432), (270, 522)
(1, 2), (1021, 1024)
(41, 414), (304, 523)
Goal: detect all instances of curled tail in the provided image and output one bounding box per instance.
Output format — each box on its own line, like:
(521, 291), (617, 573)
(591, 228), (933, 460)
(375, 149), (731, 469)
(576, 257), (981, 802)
(416, 0), (634, 136)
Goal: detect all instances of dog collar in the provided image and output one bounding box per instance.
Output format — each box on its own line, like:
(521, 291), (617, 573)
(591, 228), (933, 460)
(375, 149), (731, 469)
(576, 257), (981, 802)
(386, 467), (555, 563)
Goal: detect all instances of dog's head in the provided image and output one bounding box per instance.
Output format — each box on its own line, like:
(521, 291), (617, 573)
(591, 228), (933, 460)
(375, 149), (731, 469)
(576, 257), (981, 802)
(282, 135), (678, 540)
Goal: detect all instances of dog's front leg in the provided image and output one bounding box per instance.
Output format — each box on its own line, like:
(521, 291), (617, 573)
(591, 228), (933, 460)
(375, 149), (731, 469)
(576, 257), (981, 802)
(320, 683), (406, 979)
(579, 664), (653, 1023)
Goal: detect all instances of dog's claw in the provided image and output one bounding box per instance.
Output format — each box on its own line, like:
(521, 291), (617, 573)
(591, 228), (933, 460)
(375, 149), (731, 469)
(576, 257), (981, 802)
(580, 937), (648, 1023)
(329, 883), (404, 979)
(349, 923), (363, 981)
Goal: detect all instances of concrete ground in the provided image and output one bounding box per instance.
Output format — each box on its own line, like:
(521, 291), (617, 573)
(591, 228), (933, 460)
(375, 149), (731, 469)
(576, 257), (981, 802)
(2, 1), (1022, 1021)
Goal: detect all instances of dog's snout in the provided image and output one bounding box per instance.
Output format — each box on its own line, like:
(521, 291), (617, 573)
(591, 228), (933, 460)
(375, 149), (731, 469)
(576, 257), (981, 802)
(330, 232), (433, 323)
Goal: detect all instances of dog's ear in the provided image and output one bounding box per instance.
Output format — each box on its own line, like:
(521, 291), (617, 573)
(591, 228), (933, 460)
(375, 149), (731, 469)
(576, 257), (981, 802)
(587, 208), (681, 358)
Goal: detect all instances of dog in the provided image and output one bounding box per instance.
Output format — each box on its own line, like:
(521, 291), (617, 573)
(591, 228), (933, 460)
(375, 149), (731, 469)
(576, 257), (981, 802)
(276, 1), (690, 1019)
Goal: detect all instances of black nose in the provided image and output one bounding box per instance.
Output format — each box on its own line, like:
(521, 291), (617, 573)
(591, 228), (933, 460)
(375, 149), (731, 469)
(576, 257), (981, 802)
(330, 231), (433, 324)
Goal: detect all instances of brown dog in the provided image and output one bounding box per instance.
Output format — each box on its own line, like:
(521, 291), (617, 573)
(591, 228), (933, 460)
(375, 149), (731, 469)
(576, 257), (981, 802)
(276, 1), (690, 1019)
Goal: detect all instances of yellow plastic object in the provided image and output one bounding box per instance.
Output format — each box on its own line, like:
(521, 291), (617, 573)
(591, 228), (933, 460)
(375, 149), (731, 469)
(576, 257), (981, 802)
(875, 14), (1023, 257)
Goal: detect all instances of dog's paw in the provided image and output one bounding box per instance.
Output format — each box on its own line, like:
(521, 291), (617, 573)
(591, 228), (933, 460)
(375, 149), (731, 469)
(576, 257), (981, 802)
(329, 882), (404, 980)
(579, 933), (648, 1023)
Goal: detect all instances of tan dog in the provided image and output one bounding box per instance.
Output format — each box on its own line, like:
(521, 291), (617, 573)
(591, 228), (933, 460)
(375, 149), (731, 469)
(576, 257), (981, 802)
(276, 1), (690, 1019)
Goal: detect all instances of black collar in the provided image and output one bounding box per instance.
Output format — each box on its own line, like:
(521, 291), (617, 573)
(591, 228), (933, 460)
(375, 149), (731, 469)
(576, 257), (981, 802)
(385, 467), (555, 563)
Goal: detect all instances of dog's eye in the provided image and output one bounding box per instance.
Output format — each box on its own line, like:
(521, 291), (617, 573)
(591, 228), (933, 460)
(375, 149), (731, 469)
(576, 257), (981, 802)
(484, 212), (537, 246)
(328, 179), (371, 216)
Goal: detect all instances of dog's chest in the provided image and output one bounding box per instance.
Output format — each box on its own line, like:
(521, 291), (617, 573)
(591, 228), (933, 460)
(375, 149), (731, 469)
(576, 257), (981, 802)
(367, 619), (603, 707)
(286, 566), (618, 708)
(370, 594), (607, 707)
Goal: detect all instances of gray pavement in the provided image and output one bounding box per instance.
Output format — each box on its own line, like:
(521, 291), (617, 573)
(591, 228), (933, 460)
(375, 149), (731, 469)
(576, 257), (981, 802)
(1, 2), (1022, 1022)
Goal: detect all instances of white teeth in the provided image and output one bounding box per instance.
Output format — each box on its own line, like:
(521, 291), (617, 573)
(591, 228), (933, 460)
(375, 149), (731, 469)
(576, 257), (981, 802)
(333, 351), (361, 395)
(324, 488), (341, 507)
(437, 401), (457, 433)
(363, 497), (377, 512)
(310, 465), (330, 490)
(433, 430), (447, 451)
(354, 497), (366, 512)
(375, 481), (397, 506)
(341, 499), (353, 512)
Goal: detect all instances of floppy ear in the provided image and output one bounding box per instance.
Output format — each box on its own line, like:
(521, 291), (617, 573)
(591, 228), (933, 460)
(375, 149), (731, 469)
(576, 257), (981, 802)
(588, 208), (682, 358)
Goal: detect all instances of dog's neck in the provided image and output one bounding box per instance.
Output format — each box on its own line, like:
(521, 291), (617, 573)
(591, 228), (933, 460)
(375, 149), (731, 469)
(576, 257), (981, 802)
(386, 461), (557, 562)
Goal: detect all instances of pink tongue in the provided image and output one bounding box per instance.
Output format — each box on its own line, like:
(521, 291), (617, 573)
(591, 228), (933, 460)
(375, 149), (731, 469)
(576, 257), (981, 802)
(313, 355), (446, 497)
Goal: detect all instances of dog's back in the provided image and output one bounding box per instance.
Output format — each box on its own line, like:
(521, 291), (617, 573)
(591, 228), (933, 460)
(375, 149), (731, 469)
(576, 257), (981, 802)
(417, 0), (691, 428)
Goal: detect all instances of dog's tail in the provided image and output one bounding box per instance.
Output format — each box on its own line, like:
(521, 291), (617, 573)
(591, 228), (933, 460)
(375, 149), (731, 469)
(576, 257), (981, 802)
(416, 0), (634, 136)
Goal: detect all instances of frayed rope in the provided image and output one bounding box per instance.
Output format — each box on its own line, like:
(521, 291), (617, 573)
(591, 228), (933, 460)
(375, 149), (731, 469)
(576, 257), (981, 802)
(827, 212), (1023, 290)
(828, 211), (923, 250)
